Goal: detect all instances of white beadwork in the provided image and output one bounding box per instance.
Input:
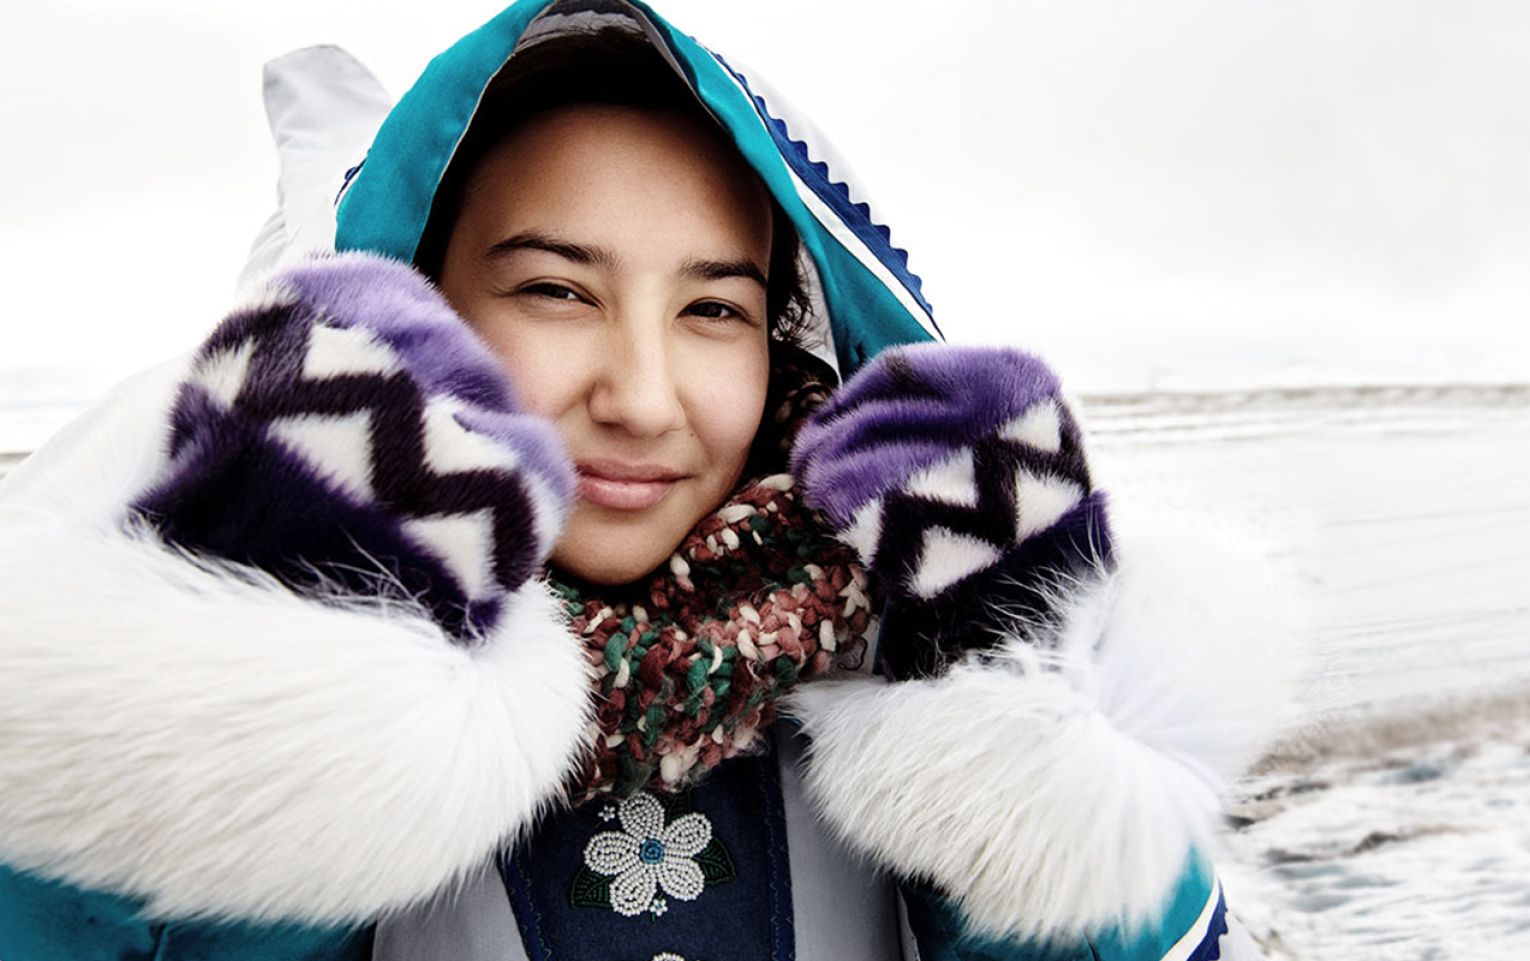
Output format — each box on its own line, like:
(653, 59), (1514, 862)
(585, 833), (641, 875)
(662, 812), (712, 858)
(620, 791), (666, 840)
(582, 791), (717, 917)
(609, 867), (659, 918)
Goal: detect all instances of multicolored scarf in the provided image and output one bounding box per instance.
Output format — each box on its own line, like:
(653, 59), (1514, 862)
(553, 346), (877, 802)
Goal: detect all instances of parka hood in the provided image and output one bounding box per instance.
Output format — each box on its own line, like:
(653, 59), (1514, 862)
(330, 0), (939, 378)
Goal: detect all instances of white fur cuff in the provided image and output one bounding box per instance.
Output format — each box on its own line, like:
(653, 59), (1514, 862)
(786, 513), (1303, 943)
(0, 367), (594, 926)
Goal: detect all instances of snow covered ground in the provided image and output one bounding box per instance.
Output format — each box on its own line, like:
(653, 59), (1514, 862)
(3, 383), (1527, 958)
(1082, 385), (1530, 959)
(1225, 691), (1530, 959)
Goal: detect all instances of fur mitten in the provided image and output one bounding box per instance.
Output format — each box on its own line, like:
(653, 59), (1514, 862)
(132, 253), (575, 642)
(788, 343), (1286, 958)
(791, 342), (1112, 678)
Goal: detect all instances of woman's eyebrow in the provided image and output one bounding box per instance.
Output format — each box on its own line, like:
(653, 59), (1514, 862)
(680, 257), (767, 288)
(484, 231), (618, 269)
(484, 232), (764, 288)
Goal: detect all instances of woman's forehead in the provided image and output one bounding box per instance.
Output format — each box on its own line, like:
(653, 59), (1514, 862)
(460, 103), (774, 266)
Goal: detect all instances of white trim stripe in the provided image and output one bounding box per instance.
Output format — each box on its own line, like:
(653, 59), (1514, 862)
(707, 57), (942, 342)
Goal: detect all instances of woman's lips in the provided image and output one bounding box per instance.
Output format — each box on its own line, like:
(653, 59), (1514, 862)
(576, 473), (677, 510)
(574, 460), (684, 511)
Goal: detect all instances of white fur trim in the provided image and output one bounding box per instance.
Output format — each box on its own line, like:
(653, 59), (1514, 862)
(905, 449), (979, 508)
(1000, 399), (1063, 453)
(193, 339), (258, 410)
(844, 498), (885, 566)
(1013, 469), (1083, 540)
(911, 527), (1002, 599)
(404, 510), (497, 601)
(420, 397), (520, 475)
(0, 372), (595, 926)
(303, 321), (401, 380)
(269, 410), (378, 501)
(786, 509), (1305, 943)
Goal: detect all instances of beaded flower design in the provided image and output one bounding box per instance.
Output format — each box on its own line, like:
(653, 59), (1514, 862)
(577, 791), (735, 917)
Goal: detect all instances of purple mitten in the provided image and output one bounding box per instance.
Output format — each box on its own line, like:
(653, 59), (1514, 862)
(790, 342), (1112, 678)
(132, 252), (575, 642)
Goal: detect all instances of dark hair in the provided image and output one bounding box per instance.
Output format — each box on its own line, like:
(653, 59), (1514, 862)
(413, 24), (813, 351)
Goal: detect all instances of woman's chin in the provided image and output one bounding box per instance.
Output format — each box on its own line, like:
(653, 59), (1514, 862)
(549, 478), (732, 587)
(548, 524), (676, 588)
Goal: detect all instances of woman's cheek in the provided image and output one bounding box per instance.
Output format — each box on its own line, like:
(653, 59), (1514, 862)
(479, 313), (591, 419)
(680, 331), (770, 465)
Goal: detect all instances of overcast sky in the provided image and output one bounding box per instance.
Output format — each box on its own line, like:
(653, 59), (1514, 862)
(3, 0), (1527, 404)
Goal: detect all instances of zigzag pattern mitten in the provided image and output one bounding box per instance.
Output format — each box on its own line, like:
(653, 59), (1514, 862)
(131, 253), (575, 642)
(790, 343), (1113, 678)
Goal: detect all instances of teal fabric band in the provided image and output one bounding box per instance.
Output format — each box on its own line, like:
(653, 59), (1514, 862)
(1091, 850), (1223, 961)
(900, 847), (1224, 961)
(333, 0), (557, 263)
(0, 862), (373, 961)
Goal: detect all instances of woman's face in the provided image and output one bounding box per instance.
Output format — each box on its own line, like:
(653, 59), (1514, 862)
(439, 103), (774, 585)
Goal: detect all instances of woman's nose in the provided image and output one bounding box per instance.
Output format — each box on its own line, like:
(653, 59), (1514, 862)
(586, 311), (686, 438)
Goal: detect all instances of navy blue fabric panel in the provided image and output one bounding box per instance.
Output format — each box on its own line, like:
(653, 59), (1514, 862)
(1191, 890), (1229, 961)
(501, 737), (795, 961)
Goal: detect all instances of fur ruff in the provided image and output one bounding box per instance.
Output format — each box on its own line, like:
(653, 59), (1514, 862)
(785, 507), (1304, 944)
(0, 365), (595, 926)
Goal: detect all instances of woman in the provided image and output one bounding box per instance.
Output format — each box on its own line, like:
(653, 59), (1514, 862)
(0, 2), (1294, 959)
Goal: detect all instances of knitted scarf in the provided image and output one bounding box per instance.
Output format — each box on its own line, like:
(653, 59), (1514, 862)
(552, 345), (877, 803)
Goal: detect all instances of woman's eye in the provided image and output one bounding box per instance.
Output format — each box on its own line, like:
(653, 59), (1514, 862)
(521, 282), (585, 303)
(686, 301), (745, 322)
